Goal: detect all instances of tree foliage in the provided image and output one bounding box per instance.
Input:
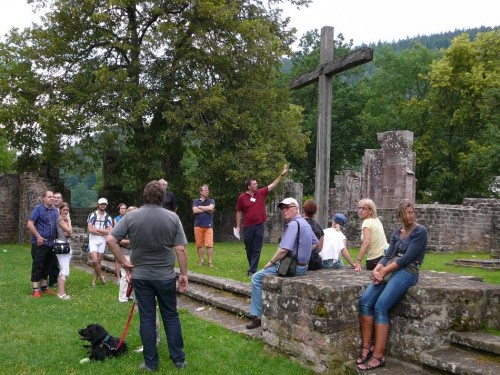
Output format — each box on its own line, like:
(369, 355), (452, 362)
(0, 136), (16, 173)
(287, 29), (499, 203)
(1, 0), (312, 207)
(414, 31), (500, 202)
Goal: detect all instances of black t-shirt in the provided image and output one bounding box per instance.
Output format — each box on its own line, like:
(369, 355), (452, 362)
(305, 218), (324, 242)
(162, 191), (178, 211)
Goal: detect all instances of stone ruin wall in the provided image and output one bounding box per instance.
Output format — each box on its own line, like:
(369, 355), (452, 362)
(0, 174), (21, 243)
(261, 269), (500, 373)
(1, 130), (498, 257)
(329, 130), (499, 257)
(341, 200), (499, 256)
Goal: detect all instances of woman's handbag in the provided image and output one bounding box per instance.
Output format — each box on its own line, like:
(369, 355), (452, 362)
(382, 258), (396, 283)
(277, 220), (300, 277)
(53, 240), (71, 254)
(382, 240), (402, 283)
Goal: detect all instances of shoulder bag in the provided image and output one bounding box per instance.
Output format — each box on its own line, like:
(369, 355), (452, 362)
(277, 221), (300, 277)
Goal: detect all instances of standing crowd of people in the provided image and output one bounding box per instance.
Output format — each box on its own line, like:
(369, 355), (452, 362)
(26, 166), (427, 371)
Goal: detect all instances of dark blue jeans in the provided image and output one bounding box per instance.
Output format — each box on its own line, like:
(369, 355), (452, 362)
(243, 223), (265, 274)
(133, 278), (185, 369)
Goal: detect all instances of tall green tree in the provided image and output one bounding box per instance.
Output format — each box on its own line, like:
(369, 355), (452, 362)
(0, 136), (16, 173)
(286, 31), (365, 195)
(414, 31), (500, 202)
(1, 0), (311, 207)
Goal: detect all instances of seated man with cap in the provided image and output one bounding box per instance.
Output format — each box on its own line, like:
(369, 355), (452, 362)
(246, 197), (318, 329)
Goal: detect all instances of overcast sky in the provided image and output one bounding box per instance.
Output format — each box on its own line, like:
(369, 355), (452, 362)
(1, 0), (498, 46)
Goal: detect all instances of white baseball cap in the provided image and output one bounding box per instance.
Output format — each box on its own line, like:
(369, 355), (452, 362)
(97, 198), (108, 205)
(277, 197), (299, 209)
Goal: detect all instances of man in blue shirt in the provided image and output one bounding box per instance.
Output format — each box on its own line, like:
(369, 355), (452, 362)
(27, 190), (59, 297)
(246, 197), (318, 329)
(192, 185), (215, 267)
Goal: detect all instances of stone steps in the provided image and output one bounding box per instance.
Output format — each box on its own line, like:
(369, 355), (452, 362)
(83, 256), (261, 338)
(342, 356), (438, 374)
(419, 332), (500, 375)
(81, 258), (499, 374)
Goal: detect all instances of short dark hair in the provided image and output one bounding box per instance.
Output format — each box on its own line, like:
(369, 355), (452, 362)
(303, 199), (317, 217)
(143, 181), (165, 205)
(244, 178), (255, 189)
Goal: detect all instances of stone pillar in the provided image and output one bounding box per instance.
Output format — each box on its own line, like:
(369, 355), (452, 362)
(329, 170), (361, 216)
(361, 130), (416, 208)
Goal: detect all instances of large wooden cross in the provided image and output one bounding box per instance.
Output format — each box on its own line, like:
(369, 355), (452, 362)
(289, 26), (373, 227)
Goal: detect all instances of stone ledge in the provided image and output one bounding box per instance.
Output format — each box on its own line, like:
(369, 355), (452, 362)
(449, 259), (500, 270)
(450, 332), (500, 355)
(261, 268), (500, 371)
(419, 346), (500, 375)
(183, 282), (250, 317)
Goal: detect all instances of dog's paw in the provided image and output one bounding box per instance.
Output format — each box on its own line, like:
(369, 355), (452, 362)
(79, 358), (90, 364)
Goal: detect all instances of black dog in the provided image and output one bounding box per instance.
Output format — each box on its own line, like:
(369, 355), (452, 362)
(79, 323), (127, 361)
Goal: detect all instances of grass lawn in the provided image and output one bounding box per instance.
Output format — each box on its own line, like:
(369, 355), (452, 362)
(1, 242), (497, 374)
(0, 244), (314, 375)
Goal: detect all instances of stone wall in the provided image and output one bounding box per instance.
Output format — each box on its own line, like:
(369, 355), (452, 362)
(342, 199), (499, 255)
(261, 269), (500, 373)
(0, 174), (20, 243)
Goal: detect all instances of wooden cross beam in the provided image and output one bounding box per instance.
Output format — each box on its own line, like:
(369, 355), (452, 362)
(289, 26), (373, 228)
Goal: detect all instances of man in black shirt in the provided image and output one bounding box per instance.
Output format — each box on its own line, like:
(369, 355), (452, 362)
(159, 179), (178, 212)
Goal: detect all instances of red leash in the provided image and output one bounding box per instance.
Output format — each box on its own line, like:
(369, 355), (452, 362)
(117, 282), (135, 350)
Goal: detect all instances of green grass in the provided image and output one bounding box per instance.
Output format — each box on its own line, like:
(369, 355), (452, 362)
(0, 244), (313, 375)
(1, 243), (498, 374)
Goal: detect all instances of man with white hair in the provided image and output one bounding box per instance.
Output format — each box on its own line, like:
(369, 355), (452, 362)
(245, 197), (318, 329)
(159, 179), (178, 212)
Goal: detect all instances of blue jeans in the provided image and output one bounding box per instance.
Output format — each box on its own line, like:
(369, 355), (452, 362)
(359, 267), (418, 324)
(133, 278), (185, 369)
(249, 263), (308, 317)
(322, 259), (343, 269)
(243, 223), (265, 274)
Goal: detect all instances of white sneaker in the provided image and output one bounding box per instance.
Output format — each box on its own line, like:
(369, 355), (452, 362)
(57, 294), (71, 300)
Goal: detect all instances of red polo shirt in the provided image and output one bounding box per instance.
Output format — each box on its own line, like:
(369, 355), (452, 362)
(236, 186), (269, 227)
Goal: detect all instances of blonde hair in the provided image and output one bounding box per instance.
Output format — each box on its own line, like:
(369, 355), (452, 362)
(358, 198), (378, 218)
(127, 206), (138, 212)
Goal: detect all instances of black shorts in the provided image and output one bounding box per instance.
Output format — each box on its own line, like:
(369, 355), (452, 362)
(365, 256), (383, 271)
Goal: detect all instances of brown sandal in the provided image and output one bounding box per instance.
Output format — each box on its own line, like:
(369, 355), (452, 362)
(357, 356), (385, 371)
(355, 345), (374, 365)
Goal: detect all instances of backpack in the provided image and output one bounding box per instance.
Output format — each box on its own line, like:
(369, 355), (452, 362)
(87, 210), (112, 231)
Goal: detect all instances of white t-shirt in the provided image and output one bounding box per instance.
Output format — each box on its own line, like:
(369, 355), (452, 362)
(320, 227), (346, 261)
